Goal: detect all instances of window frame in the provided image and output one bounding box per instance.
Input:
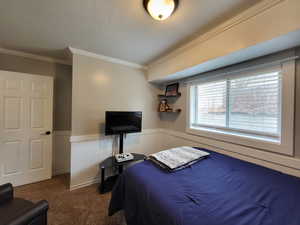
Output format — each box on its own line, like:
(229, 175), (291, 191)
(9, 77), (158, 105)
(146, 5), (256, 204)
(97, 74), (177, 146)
(186, 61), (295, 156)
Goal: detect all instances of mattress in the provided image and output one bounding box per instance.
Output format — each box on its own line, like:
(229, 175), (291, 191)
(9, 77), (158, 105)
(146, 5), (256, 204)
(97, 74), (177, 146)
(109, 148), (300, 225)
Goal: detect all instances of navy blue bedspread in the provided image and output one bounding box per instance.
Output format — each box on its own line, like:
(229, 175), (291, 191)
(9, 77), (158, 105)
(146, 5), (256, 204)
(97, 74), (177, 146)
(109, 148), (300, 225)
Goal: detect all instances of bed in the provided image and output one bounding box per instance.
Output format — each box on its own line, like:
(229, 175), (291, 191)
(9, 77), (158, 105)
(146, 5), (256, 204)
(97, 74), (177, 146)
(109, 148), (300, 225)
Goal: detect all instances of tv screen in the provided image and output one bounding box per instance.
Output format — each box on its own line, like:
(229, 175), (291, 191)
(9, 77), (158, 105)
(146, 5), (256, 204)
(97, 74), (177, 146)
(105, 111), (142, 135)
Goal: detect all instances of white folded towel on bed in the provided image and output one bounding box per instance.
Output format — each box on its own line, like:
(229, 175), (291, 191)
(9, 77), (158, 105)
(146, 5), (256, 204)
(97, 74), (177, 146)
(149, 146), (210, 171)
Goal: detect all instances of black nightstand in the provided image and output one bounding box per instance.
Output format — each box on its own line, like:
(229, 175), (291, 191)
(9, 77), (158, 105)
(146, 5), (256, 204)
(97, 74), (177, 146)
(99, 153), (146, 194)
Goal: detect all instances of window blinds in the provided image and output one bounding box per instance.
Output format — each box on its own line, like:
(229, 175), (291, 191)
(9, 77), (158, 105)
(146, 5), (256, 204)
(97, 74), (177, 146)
(228, 72), (281, 136)
(193, 70), (281, 137)
(196, 81), (227, 127)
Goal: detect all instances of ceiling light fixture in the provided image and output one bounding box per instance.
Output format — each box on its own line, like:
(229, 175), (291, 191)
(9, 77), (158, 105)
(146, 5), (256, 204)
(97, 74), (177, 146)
(143, 0), (179, 21)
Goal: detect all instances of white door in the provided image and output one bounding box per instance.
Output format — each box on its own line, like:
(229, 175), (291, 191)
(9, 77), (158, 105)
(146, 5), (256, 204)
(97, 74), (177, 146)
(0, 70), (53, 186)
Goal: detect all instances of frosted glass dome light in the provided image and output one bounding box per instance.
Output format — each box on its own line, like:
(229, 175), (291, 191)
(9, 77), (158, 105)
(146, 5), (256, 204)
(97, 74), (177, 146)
(144, 0), (178, 21)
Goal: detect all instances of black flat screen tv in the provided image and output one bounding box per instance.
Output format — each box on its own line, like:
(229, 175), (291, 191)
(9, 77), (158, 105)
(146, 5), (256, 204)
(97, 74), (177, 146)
(105, 111), (142, 136)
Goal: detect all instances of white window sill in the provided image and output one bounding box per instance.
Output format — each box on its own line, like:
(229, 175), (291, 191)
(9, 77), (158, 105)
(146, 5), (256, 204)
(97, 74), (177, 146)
(190, 126), (280, 144)
(185, 125), (293, 156)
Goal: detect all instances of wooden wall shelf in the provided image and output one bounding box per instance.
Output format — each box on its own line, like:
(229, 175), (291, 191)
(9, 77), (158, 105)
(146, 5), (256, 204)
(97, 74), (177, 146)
(158, 109), (182, 113)
(158, 88), (181, 115)
(158, 93), (181, 98)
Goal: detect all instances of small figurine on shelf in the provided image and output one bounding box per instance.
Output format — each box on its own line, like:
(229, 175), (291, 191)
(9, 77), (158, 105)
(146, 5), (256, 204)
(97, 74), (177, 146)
(166, 103), (172, 112)
(166, 106), (173, 112)
(158, 99), (172, 112)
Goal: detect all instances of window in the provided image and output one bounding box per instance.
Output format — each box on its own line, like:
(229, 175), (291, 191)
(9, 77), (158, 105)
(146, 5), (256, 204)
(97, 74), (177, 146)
(188, 62), (295, 155)
(192, 71), (281, 137)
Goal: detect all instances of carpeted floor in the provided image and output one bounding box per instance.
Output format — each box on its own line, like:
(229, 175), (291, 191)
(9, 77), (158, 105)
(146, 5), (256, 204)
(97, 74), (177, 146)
(15, 175), (123, 225)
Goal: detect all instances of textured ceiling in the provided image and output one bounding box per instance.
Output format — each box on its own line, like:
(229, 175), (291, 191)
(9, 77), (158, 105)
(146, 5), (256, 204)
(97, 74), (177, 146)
(0, 0), (262, 65)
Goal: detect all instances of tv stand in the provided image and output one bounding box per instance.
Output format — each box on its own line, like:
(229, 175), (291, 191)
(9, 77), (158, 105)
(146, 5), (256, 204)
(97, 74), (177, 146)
(118, 133), (124, 173)
(119, 133), (124, 154)
(98, 132), (147, 194)
(98, 153), (146, 194)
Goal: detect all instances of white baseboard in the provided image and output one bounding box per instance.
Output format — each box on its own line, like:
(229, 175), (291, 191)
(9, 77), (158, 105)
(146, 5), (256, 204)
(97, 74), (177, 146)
(70, 177), (101, 191)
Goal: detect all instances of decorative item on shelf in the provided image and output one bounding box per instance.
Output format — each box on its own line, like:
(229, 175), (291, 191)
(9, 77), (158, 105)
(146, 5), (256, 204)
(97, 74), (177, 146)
(165, 82), (179, 97)
(157, 82), (181, 114)
(158, 99), (172, 112)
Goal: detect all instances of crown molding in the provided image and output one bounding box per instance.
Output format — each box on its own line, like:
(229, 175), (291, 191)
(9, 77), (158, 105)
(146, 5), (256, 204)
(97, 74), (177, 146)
(0, 47), (71, 65)
(68, 47), (147, 70)
(147, 0), (285, 67)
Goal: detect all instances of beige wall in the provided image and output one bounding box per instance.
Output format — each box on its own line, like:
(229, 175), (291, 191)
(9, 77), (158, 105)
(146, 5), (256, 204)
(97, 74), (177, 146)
(71, 54), (160, 136)
(159, 49), (300, 158)
(0, 53), (72, 130)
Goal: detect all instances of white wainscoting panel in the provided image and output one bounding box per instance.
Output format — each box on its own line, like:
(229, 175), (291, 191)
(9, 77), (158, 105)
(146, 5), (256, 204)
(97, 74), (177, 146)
(160, 129), (300, 178)
(70, 129), (164, 190)
(69, 128), (300, 190)
(53, 131), (71, 176)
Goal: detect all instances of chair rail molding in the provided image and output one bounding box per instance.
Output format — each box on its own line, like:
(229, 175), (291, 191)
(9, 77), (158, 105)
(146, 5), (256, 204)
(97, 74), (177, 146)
(69, 129), (161, 143)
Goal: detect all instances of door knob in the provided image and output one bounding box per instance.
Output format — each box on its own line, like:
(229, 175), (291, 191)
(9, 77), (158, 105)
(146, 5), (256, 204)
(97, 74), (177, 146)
(40, 131), (51, 135)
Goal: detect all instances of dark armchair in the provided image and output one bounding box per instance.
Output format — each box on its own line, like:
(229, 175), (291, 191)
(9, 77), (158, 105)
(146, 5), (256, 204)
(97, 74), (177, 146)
(0, 183), (49, 225)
